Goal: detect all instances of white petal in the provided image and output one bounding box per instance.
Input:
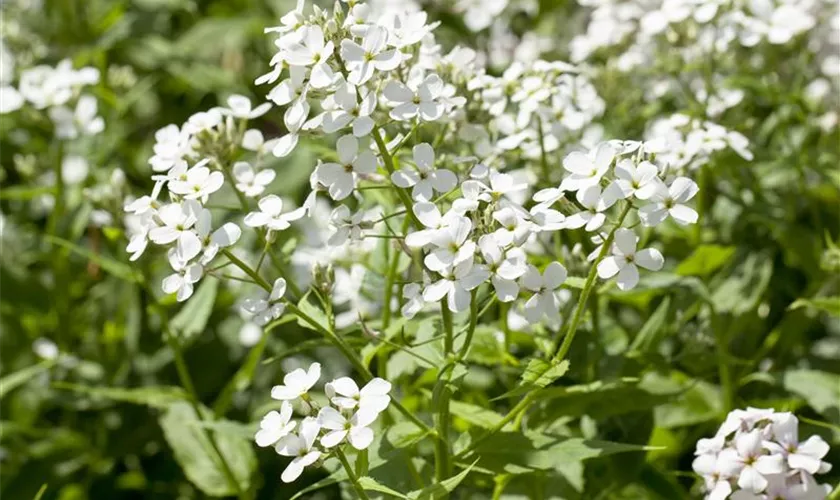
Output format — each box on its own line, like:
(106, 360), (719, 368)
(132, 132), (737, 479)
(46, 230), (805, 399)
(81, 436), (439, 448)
(635, 248), (664, 271)
(348, 426), (374, 450)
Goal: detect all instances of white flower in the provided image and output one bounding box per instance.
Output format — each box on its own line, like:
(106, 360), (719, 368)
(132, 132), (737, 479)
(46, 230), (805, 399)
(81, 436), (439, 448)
(560, 143), (615, 192)
(49, 95), (105, 139)
(322, 83), (377, 137)
(491, 207), (533, 247)
(167, 160), (224, 203)
(255, 401), (296, 447)
(242, 129), (280, 155)
(327, 205), (367, 246)
(0, 85), (23, 114)
(766, 413), (831, 475)
(692, 450), (736, 500)
(233, 162), (275, 197)
(314, 135), (377, 200)
(33, 338), (59, 360)
(401, 282), (426, 318)
(462, 170), (527, 205)
(604, 159), (662, 201)
(162, 250), (203, 302)
(405, 202), (458, 248)
(391, 143), (457, 201)
(194, 210), (241, 264)
(639, 177), (699, 227)
(149, 124), (192, 172)
(423, 257), (489, 312)
(478, 235), (527, 302)
(271, 362), (321, 401)
(718, 429), (785, 493)
(521, 262), (568, 324)
(219, 94), (271, 119)
(149, 202), (202, 262)
(282, 26), (335, 89)
(596, 229), (664, 291)
(424, 215), (476, 272)
(244, 195), (306, 232)
(563, 185), (614, 232)
(317, 406), (378, 450)
(184, 109), (222, 134)
(273, 98), (310, 158)
(383, 74), (446, 122)
(325, 377), (392, 414)
(276, 417), (322, 483)
(241, 278), (287, 326)
(340, 26), (402, 85)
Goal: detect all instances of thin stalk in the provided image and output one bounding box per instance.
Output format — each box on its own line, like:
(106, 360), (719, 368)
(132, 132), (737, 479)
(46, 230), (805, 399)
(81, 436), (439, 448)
(372, 126), (421, 227)
(335, 448), (371, 500)
(456, 290), (479, 360)
(434, 302), (456, 484)
(551, 202), (633, 362)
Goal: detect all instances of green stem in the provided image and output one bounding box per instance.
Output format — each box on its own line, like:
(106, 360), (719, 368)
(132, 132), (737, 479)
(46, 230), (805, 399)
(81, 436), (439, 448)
(456, 290), (479, 360)
(434, 302), (456, 484)
(711, 307), (734, 413)
(335, 448), (371, 500)
(372, 126), (421, 227)
(551, 202), (633, 362)
(455, 390), (539, 459)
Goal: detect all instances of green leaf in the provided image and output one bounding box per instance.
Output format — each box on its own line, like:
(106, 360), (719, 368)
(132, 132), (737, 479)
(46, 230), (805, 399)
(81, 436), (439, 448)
(53, 383), (188, 409)
(640, 372), (722, 428)
(295, 295), (330, 333)
(43, 235), (141, 283)
(359, 477), (409, 499)
(33, 485), (47, 500)
(628, 297), (671, 353)
(675, 245), (736, 277)
(170, 279), (218, 342)
(407, 460), (478, 499)
(782, 370), (840, 424)
(159, 402), (255, 496)
(788, 296), (840, 316)
(711, 253), (773, 314)
(530, 379), (673, 424)
(522, 358), (570, 388)
(0, 361), (54, 400)
(449, 400), (504, 429)
(465, 431), (654, 475)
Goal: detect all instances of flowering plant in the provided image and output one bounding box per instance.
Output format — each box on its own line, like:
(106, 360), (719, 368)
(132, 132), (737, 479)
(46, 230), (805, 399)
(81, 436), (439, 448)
(0, 0), (837, 498)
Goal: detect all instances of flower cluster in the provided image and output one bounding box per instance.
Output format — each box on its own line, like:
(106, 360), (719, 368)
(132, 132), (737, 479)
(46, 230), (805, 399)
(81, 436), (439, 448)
(693, 408), (833, 499)
(1, 58), (104, 138)
(254, 362), (392, 483)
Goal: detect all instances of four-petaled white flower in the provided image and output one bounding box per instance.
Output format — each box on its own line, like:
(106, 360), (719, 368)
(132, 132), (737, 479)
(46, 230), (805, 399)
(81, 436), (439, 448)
(255, 401), (296, 447)
(220, 94), (271, 119)
(242, 278), (287, 326)
(424, 215), (476, 272)
(340, 26), (402, 85)
(314, 135), (377, 200)
(597, 228), (664, 290)
(325, 377), (392, 414)
(167, 159), (224, 203)
(283, 26), (335, 88)
(271, 362), (321, 401)
(317, 407), (378, 450)
(149, 202), (202, 262)
(322, 83), (377, 137)
(276, 417), (322, 483)
(233, 162), (275, 197)
(383, 74), (446, 122)
(162, 250), (203, 302)
(564, 185), (614, 232)
(328, 205), (368, 246)
(49, 94), (104, 139)
(639, 177), (700, 227)
(423, 257), (489, 312)
(717, 429), (785, 493)
(392, 143), (457, 201)
(605, 159), (662, 201)
(766, 413), (831, 475)
(245, 195), (306, 232)
(478, 235), (527, 302)
(521, 262), (568, 324)
(560, 143), (615, 192)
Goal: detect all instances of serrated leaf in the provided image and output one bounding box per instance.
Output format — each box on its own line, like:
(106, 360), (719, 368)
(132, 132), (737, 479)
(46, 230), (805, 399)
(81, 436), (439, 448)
(359, 477), (409, 498)
(159, 402), (255, 496)
(407, 460), (478, 499)
(54, 383), (188, 409)
(170, 279), (218, 342)
(675, 245), (735, 277)
(522, 358), (570, 388)
(449, 400), (504, 429)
